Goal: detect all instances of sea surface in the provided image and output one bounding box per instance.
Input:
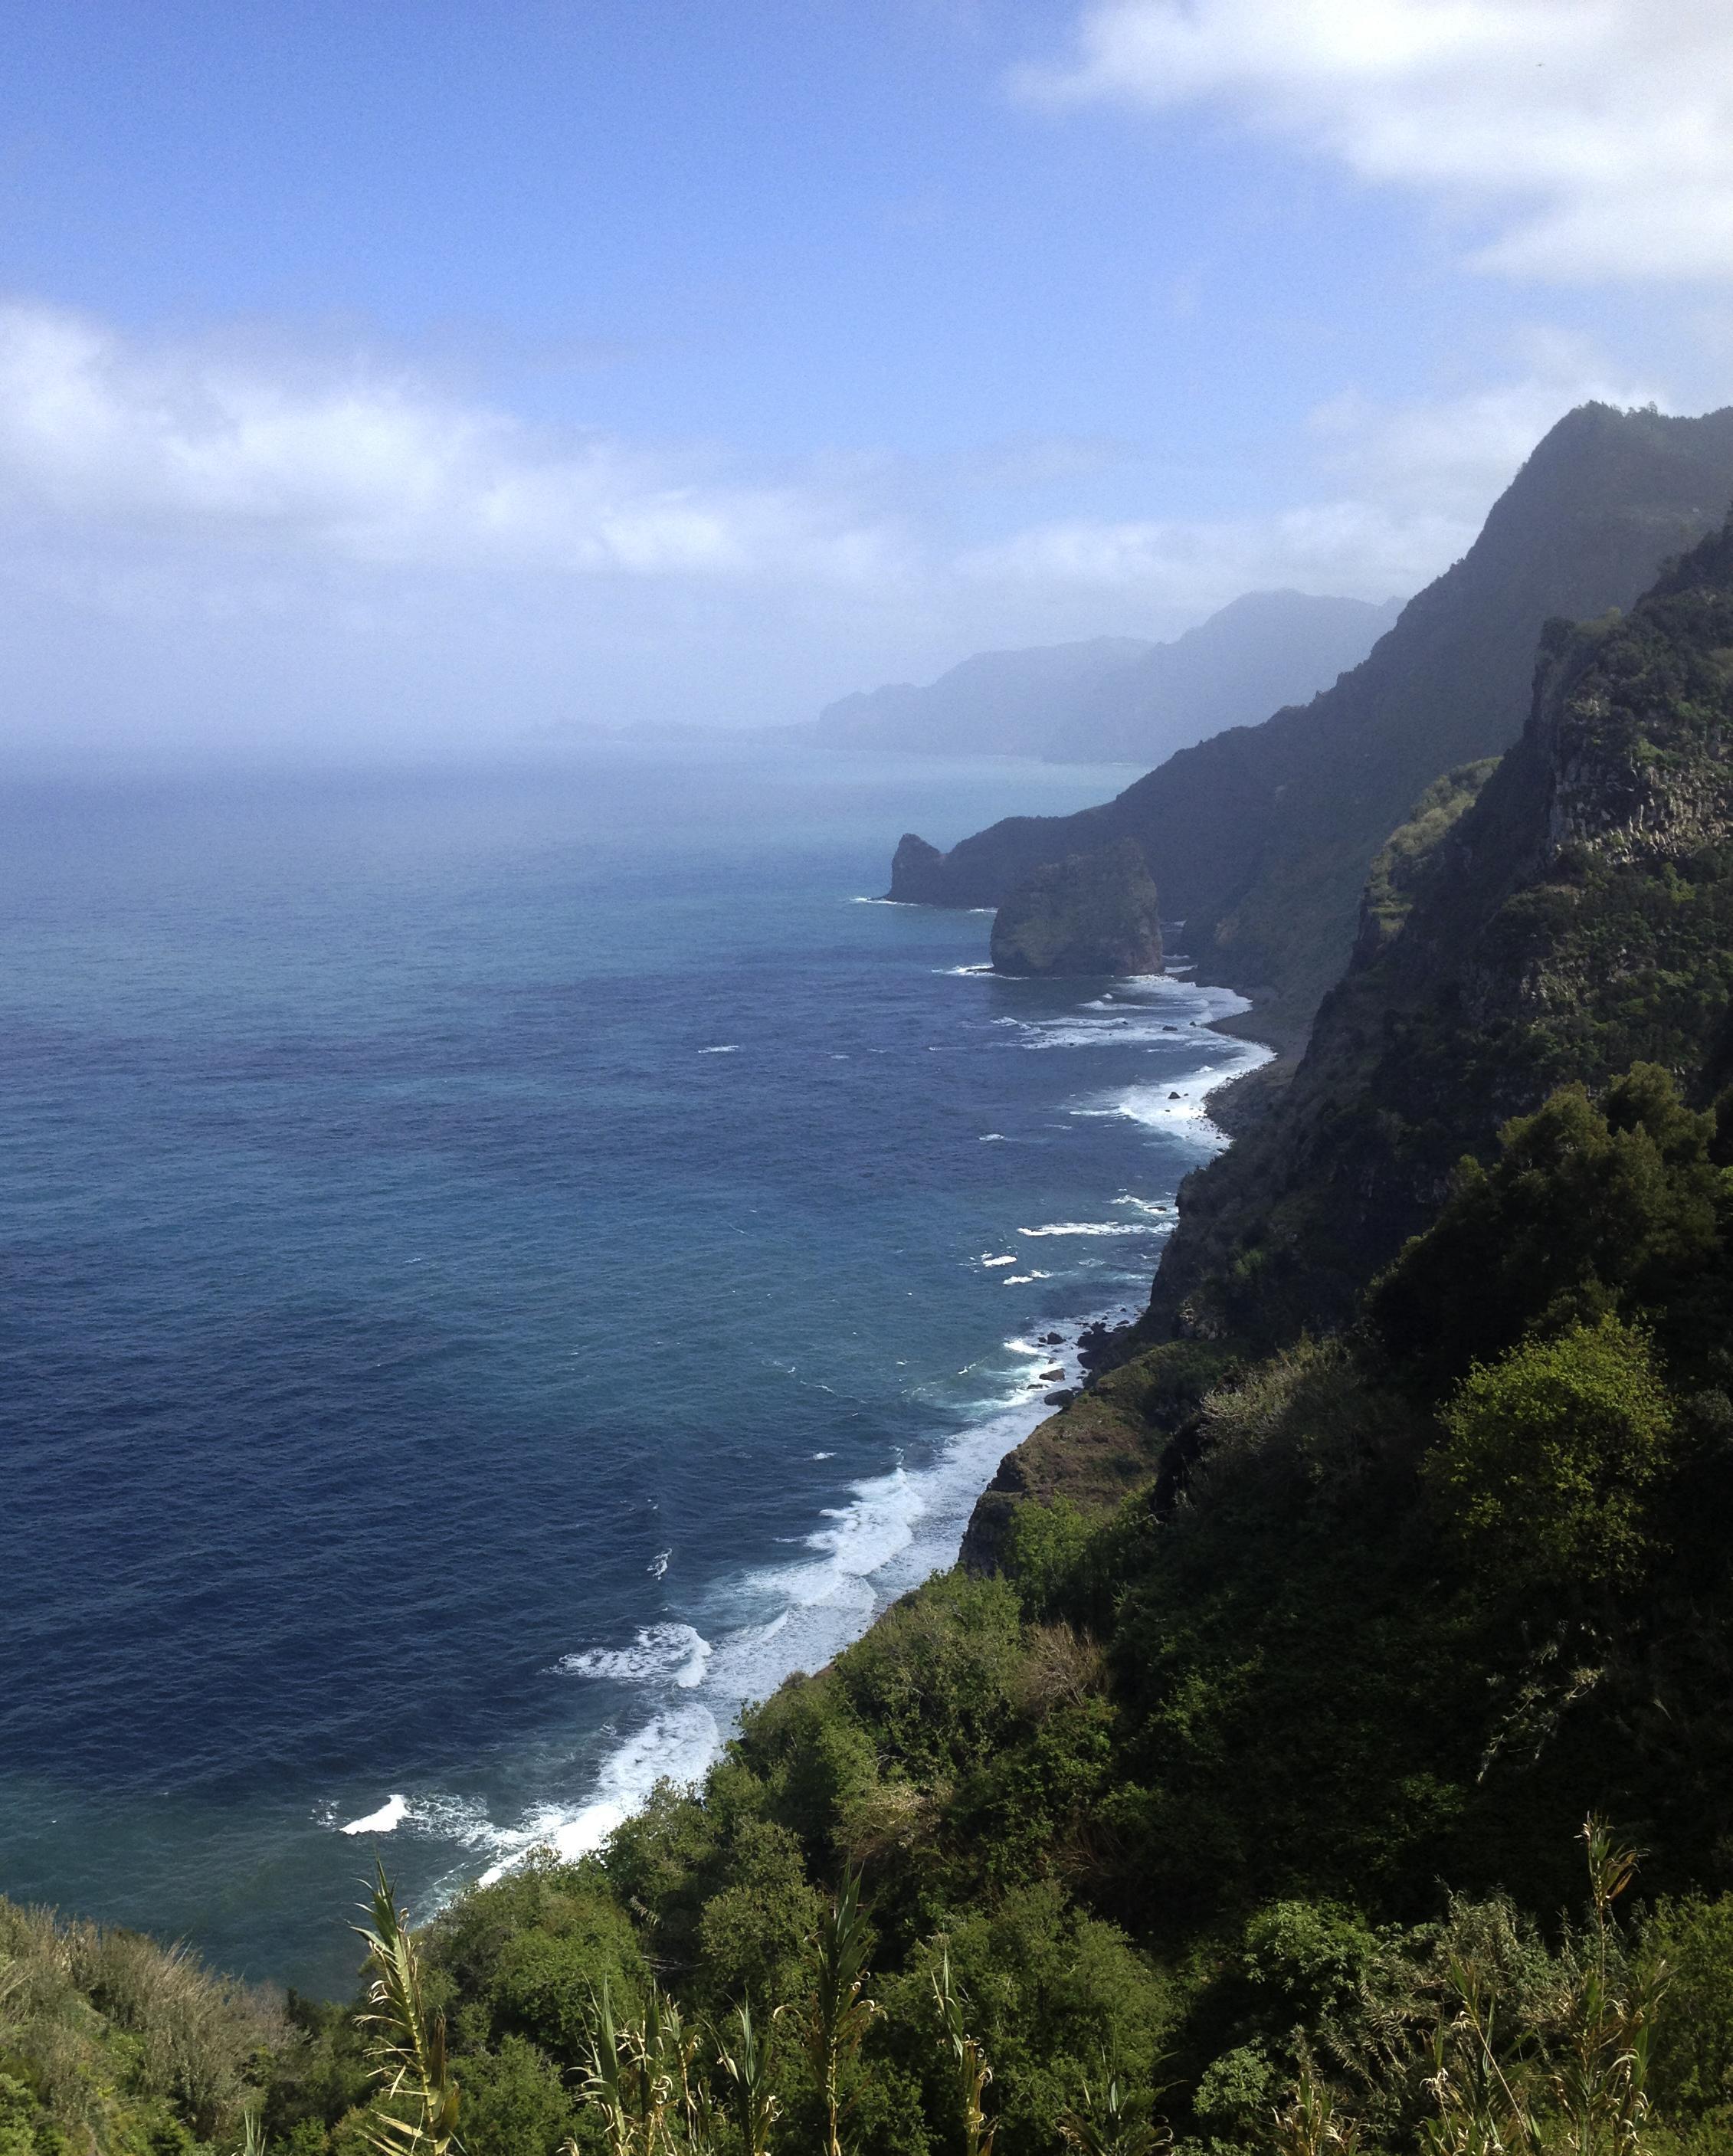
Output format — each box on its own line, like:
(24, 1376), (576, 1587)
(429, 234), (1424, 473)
(0, 744), (1266, 1995)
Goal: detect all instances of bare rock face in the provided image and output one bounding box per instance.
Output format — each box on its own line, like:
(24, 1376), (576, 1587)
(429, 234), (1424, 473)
(990, 839), (1163, 977)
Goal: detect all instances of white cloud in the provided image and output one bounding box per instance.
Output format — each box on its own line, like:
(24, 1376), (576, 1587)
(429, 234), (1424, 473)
(0, 302), (903, 585)
(1020, 0), (1733, 280)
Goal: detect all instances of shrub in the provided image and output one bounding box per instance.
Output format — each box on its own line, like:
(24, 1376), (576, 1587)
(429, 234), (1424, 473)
(1428, 1316), (1674, 1590)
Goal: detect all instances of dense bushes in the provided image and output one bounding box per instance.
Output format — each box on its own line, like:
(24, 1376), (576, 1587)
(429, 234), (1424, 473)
(0, 1896), (283, 2152)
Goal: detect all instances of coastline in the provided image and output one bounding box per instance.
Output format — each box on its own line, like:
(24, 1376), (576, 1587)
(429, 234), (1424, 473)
(403, 972), (1281, 1909)
(959, 983), (1286, 1573)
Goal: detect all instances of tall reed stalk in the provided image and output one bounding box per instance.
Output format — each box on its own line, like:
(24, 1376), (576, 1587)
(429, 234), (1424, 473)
(792, 1867), (880, 2156)
(352, 1866), (462, 2156)
(932, 1947), (995, 2156)
(714, 2000), (779, 2156)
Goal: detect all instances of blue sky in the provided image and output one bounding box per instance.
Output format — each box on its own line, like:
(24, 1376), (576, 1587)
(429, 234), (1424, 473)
(1, 0), (1728, 761)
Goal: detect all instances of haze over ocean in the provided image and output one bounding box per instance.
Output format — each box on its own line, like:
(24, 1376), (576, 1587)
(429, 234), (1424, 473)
(0, 745), (1265, 1994)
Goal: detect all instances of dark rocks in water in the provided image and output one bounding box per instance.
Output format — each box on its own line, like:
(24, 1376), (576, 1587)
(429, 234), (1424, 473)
(884, 833), (951, 903)
(990, 839), (1163, 977)
(1042, 1331), (1063, 1344)
(1043, 1388), (1076, 1407)
(1076, 1317), (1139, 1380)
(1168, 1090), (1181, 1099)
(1037, 1366), (1064, 1381)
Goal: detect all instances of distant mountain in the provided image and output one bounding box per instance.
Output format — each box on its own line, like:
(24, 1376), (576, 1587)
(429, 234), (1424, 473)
(813, 590), (1398, 764)
(889, 403), (1733, 1038)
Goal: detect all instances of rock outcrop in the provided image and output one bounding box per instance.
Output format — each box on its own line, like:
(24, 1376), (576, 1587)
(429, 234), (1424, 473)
(989, 840), (1162, 976)
(884, 834), (950, 904)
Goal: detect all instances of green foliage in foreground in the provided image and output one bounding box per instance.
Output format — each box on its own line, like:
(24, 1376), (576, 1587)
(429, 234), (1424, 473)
(0, 1895), (287, 2153)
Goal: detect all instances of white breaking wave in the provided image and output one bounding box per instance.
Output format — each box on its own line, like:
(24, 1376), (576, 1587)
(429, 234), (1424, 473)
(1113, 1038), (1274, 1142)
(1017, 1221), (1168, 1237)
(555, 1622), (713, 1690)
(477, 1704), (723, 1882)
(981, 1253), (1017, 1266)
(648, 1549), (670, 1579)
(340, 1793), (408, 1836)
(431, 1302), (1141, 1896)
(336, 1791), (500, 1846)
(698, 1044), (739, 1054)
(1002, 1271), (1052, 1286)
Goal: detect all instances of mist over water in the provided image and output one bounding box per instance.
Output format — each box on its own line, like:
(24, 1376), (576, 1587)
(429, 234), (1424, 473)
(0, 744), (1263, 1994)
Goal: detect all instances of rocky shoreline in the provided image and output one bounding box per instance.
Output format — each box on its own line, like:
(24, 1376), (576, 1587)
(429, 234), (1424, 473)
(957, 988), (1287, 1573)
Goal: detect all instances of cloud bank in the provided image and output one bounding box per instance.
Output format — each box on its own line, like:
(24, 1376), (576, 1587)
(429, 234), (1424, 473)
(1022, 0), (1733, 280)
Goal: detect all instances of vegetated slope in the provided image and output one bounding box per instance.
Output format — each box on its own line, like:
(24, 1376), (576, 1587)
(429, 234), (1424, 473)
(815, 591), (1396, 764)
(889, 403), (1733, 1036)
(0, 1895), (290, 2153)
(1145, 511), (1733, 1347)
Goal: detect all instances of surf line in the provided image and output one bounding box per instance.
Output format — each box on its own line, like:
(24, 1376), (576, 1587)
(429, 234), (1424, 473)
(336, 968), (1275, 1896)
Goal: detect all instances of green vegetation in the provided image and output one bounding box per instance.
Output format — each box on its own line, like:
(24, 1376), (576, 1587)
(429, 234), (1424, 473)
(0, 1895), (285, 2153)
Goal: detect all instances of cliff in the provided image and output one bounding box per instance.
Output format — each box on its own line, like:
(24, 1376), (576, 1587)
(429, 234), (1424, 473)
(27, 528), (1733, 2156)
(1142, 510), (1733, 1348)
(888, 402), (1733, 1035)
(988, 839), (1162, 976)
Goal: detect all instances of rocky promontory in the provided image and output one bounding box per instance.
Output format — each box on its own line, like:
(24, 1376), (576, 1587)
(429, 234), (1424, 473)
(989, 838), (1162, 976)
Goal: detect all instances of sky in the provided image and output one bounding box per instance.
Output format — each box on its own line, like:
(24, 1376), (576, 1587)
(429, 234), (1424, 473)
(2, 0), (1731, 765)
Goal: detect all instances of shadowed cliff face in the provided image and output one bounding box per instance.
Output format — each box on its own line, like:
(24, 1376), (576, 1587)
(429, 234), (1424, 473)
(988, 839), (1163, 977)
(889, 403), (1733, 1035)
(1145, 514), (1733, 1348)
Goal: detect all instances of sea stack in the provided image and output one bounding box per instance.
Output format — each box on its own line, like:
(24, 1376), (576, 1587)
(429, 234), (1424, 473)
(885, 832), (948, 903)
(990, 839), (1163, 977)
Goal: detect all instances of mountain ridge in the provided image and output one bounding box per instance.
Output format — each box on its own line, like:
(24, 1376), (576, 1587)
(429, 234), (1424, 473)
(813, 588), (1397, 765)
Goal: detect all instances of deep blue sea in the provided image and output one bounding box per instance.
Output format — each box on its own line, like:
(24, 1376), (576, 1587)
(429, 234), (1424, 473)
(0, 744), (1264, 1996)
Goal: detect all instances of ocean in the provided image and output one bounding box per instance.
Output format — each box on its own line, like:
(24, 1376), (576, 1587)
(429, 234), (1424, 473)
(0, 743), (1265, 1996)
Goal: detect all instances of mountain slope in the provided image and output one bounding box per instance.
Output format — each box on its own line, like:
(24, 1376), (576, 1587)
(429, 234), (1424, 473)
(816, 590), (1395, 764)
(1144, 510), (1733, 1347)
(889, 403), (1733, 1034)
